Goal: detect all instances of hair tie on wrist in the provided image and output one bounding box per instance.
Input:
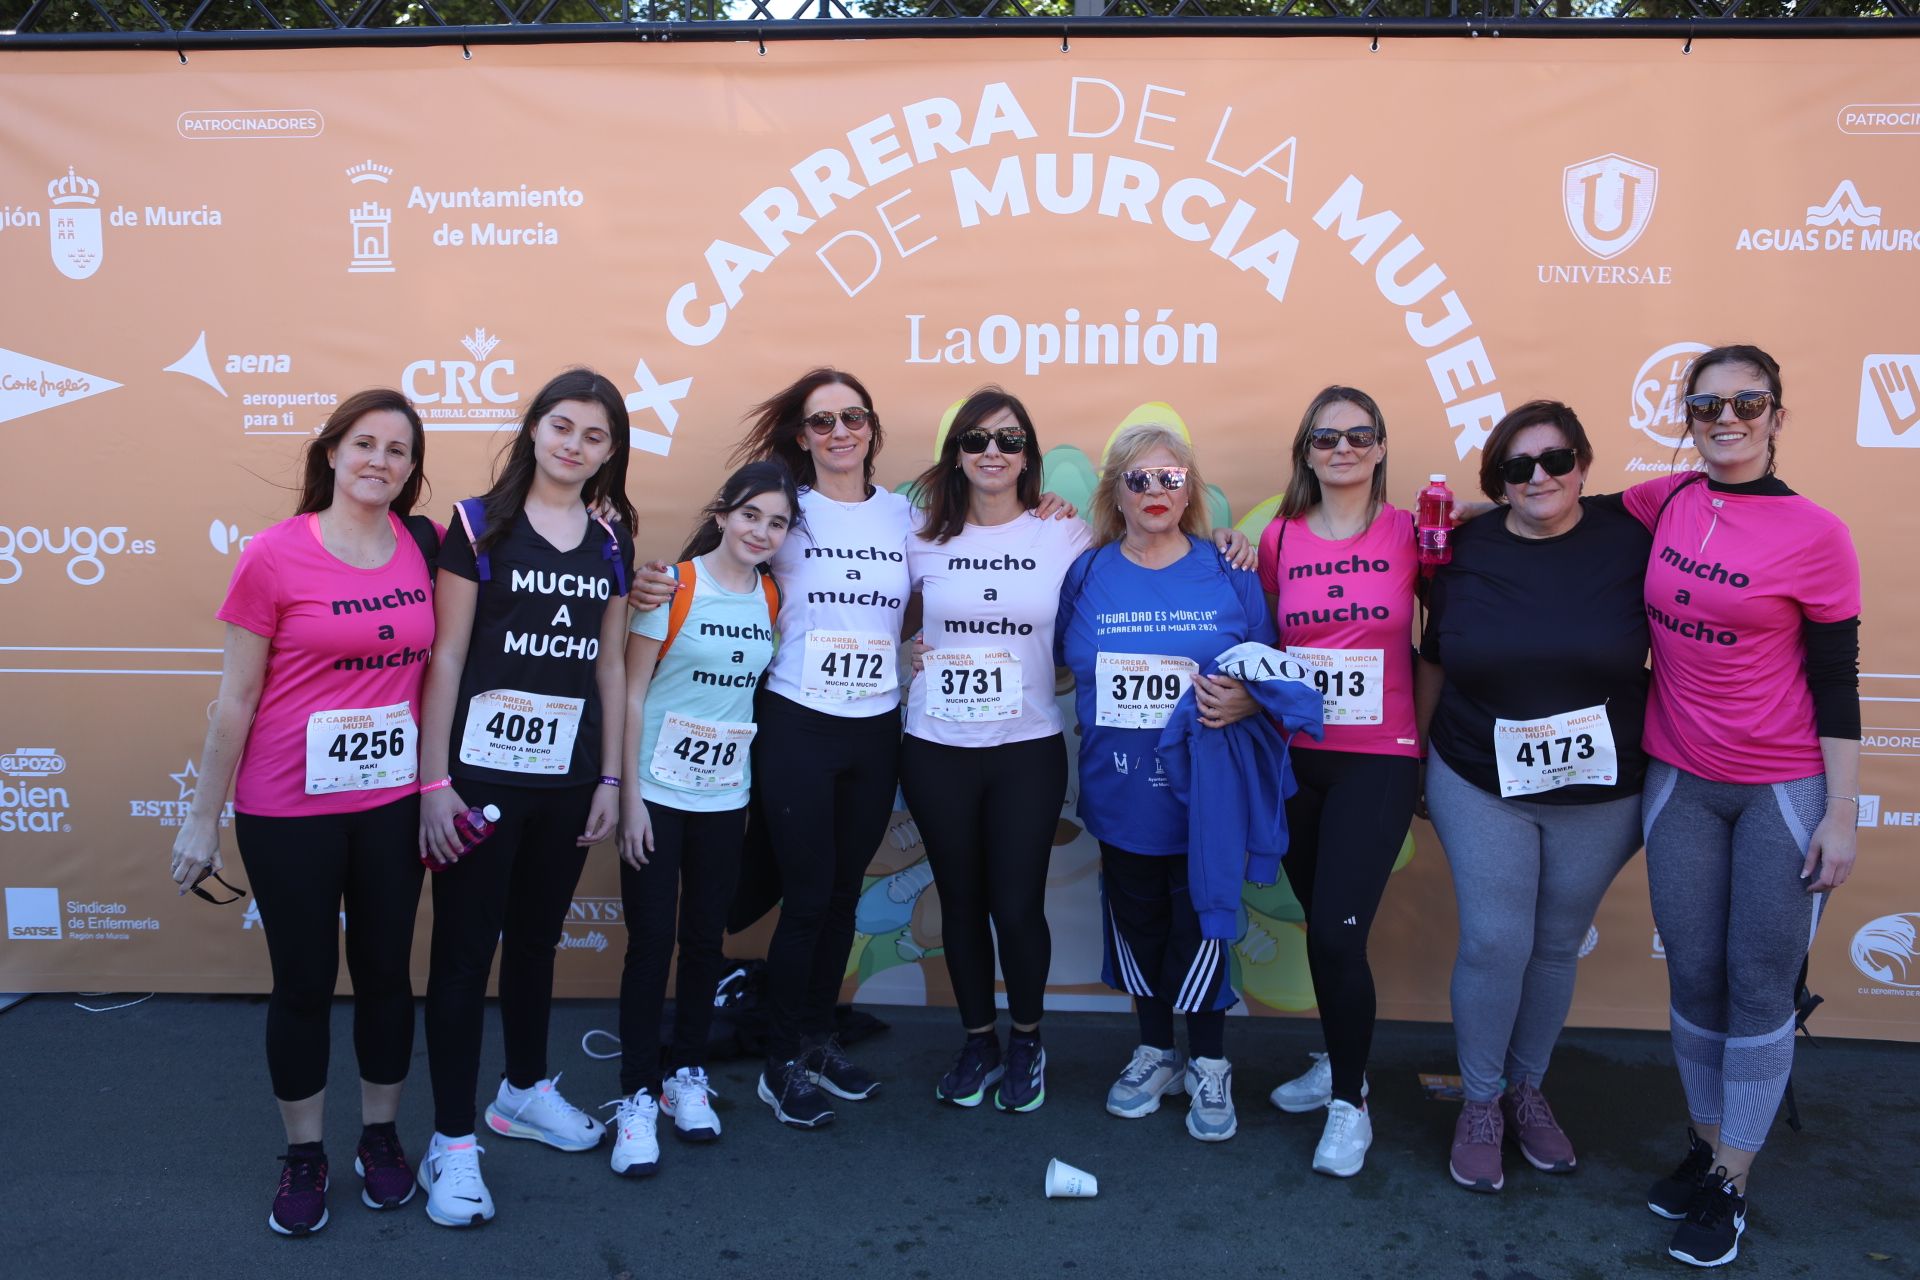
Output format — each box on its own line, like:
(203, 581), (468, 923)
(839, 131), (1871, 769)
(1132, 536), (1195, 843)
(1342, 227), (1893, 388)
(420, 777), (453, 794)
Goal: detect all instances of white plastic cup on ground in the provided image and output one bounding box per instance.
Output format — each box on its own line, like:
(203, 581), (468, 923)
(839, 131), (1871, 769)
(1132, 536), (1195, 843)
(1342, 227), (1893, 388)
(1044, 1158), (1097, 1198)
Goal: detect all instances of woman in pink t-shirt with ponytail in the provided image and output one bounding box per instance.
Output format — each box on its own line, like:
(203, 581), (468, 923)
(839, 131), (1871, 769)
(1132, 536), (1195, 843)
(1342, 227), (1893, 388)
(169, 388), (440, 1238)
(1618, 345), (1861, 1269)
(1255, 385), (1422, 1179)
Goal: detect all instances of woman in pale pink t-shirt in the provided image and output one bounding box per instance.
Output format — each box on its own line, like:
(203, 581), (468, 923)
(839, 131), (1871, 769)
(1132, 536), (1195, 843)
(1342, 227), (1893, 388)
(169, 388), (440, 1238)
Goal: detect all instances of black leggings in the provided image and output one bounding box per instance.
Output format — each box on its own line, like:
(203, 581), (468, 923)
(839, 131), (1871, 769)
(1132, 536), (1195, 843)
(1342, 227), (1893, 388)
(617, 802), (746, 1094)
(234, 794), (424, 1102)
(1282, 748), (1419, 1106)
(753, 691), (902, 1062)
(424, 779), (594, 1136)
(899, 732), (1067, 1030)
(1099, 842), (1228, 1061)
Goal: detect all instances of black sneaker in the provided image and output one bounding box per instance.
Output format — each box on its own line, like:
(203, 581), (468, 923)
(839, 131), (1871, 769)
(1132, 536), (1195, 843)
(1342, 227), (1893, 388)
(935, 1032), (1004, 1108)
(1648, 1128), (1716, 1219)
(806, 1035), (879, 1101)
(757, 1057), (835, 1129)
(1668, 1168), (1747, 1267)
(268, 1146), (330, 1237)
(994, 1031), (1046, 1113)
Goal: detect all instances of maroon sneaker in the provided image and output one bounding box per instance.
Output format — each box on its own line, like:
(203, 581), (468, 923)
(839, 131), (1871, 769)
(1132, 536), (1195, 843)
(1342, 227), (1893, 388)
(1449, 1099), (1505, 1193)
(1502, 1081), (1576, 1173)
(268, 1148), (330, 1236)
(355, 1126), (417, 1209)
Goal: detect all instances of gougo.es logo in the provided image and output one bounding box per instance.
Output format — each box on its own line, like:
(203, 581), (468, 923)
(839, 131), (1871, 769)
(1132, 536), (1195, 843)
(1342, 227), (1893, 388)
(0, 523), (156, 585)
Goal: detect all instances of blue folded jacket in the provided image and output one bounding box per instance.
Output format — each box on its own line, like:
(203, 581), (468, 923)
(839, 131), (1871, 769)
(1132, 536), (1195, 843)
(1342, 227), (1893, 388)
(1156, 642), (1326, 939)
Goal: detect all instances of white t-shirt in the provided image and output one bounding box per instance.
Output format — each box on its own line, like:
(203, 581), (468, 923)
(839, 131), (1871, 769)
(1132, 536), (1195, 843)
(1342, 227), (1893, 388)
(762, 485), (915, 718)
(904, 511), (1093, 747)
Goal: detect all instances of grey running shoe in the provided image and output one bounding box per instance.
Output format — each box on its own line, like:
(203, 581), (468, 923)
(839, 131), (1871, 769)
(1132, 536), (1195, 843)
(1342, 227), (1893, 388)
(1106, 1045), (1184, 1119)
(1184, 1056), (1237, 1142)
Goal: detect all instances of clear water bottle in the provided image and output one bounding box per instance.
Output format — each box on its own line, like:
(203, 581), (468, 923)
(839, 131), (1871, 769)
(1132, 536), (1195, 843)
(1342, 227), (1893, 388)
(1416, 474), (1454, 569)
(423, 803), (501, 871)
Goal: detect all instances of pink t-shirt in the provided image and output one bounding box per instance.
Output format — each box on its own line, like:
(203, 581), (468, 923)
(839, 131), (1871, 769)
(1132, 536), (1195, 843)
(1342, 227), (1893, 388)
(1257, 504), (1420, 757)
(216, 513), (438, 816)
(1624, 474), (1860, 783)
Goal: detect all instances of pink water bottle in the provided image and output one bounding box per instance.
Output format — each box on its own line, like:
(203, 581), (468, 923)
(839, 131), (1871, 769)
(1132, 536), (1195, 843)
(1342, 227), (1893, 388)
(1416, 474), (1454, 570)
(423, 803), (501, 871)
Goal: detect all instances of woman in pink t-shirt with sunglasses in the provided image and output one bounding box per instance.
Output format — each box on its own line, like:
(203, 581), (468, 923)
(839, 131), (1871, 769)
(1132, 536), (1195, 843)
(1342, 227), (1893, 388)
(1256, 385), (1422, 1179)
(1616, 345), (1861, 1269)
(169, 389), (440, 1238)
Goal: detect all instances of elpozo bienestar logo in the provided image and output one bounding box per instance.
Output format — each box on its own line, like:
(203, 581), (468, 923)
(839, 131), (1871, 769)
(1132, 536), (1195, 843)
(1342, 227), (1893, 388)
(1736, 179), (1920, 254)
(1539, 153), (1671, 287)
(2, 748), (71, 834)
(1852, 912), (1920, 995)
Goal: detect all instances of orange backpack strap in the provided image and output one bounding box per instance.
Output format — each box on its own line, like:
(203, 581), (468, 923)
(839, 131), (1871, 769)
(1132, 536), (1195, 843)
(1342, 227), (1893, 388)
(760, 570), (781, 628)
(654, 560), (697, 667)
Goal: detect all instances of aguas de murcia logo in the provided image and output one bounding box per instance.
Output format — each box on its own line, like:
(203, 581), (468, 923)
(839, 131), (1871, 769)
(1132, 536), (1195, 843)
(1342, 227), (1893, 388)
(1737, 179), (1920, 254)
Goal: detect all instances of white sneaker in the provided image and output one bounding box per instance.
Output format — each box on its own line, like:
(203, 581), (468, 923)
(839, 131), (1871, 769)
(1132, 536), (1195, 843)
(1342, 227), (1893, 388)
(485, 1073), (606, 1152)
(661, 1067), (722, 1142)
(1312, 1099), (1373, 1178)
(606, 1089), (660, 1177)
(418, 1134), (494, 1228)
(1185, 1056), (1238, 1142)
(1269, 1052), (1370, 1113)
(1105, 1045), (1185, 1119)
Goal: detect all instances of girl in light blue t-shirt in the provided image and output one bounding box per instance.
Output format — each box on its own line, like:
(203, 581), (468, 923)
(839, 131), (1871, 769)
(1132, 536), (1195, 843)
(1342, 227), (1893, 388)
(606, 461), (798, 1174)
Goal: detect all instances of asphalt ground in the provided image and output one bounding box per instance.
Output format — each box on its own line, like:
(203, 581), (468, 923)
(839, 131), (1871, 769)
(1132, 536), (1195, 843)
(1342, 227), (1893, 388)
(1, 995), (1915, 1280)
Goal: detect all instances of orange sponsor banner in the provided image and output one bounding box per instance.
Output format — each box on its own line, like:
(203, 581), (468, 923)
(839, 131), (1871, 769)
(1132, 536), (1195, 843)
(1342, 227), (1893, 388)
(1, 38), (1916, 1040)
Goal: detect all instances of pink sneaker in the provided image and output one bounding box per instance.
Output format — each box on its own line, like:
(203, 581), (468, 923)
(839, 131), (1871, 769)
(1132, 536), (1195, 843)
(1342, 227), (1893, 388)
(1449, 1099), (1504, 1193)
(1502, 1081), (1576, 1173)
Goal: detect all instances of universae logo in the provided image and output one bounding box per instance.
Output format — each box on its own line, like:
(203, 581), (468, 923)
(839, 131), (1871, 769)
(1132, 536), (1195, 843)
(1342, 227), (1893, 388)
(1562, 154), (1659, 260)
(1851, 913), (1920, 991)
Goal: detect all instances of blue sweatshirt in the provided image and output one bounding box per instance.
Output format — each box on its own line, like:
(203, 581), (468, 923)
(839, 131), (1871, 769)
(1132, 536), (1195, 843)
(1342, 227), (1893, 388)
(1156, 642), (1325, 939)
(1057, 537), (1275, 856)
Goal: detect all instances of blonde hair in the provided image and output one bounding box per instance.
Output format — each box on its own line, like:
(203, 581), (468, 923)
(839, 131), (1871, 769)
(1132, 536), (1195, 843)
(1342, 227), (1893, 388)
(1090, 423), (1213, 546)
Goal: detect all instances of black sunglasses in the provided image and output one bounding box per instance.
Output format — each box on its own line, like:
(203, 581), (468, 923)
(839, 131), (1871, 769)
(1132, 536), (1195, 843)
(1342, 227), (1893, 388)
(190, 867), (249, 906)
(1683, 390), (1774, 423)
(1307, 427), (1379, 451)
(1498, 447), (1580, 487)
(957, 427), (1028, 455)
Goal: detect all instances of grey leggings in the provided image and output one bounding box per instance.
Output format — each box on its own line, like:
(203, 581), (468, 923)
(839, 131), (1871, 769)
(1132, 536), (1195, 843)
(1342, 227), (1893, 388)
(1428, 752), (1642, 1102)
(1643, 759), (1826, 1154)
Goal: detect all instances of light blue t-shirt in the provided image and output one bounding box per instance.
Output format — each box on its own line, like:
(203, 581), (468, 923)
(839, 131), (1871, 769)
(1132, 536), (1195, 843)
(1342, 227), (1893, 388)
(630, 555), (778, 812)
